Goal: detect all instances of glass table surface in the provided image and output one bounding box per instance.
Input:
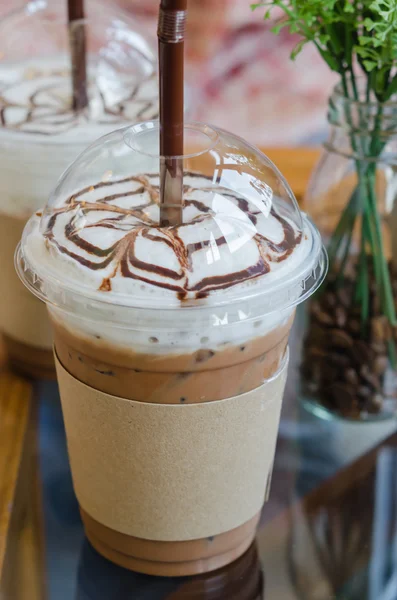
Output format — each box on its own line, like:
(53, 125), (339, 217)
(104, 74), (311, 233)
(4, 317), (397, 600)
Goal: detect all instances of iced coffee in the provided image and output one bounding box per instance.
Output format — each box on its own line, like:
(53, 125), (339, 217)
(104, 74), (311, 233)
(17, 122), (326, 574)
(0, 2), (158, 376)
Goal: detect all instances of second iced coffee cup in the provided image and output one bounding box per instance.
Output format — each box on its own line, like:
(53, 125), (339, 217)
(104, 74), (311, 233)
(0, 0), (158, 377)
(17, 121), (326, 575)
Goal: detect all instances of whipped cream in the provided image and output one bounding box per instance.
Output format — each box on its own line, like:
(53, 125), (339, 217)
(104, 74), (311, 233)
(19, 170), (321, 352)
(29, 172), (308, 301)
(0, 56), (158, 218)
(0, 55), (158, 138)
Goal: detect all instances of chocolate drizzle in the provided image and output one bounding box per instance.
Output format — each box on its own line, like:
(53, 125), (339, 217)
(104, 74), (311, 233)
(43, 172), (302, 299)
(0, 66), (159, 135)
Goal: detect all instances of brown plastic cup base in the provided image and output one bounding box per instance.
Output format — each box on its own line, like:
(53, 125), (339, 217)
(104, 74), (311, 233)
(3, 334), (56, 380)
(81, 508), (260, 577)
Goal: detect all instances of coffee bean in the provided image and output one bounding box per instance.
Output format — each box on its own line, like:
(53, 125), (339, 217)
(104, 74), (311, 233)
(308, 346), (327, 359)
(329, 352), (350, 367)
(315, 310), (334, 327)
(342, 406), (361, 419)
(374, 355), (389, 375)
(371, 316), (388, 342)
(348, 320), (361, 336)
(330, 382), (356, 411)
(345, 368), (359, 386)
(335, 306), (347, 328)
(337, 288), (351, 308)
(364, 393), (383, 414)
(321, 364), (339, 383)
(350, 341), (373, 365)
(344, 264), (356, 281)
(358, 385), (371, 399)
(360, 365), (381, 391)
(330, 329), (353, 349)
(324, 292), (337, 310)
(371, 341), (387, 355)
(306, 325), (327, 345)
(351, 305), (362, 318)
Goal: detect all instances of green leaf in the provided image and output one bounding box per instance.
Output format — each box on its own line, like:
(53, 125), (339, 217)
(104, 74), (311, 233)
(363, 59), (378, 71)
(363, 17), (376, 31)
(291, 38), (308, 59)
(252, 0), (397, 87)
(359, 35), (377, 46)
(271, 22), (286, 34)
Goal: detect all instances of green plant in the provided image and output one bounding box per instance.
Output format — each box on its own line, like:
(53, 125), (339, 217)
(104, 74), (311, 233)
(253, 0), (397, 364)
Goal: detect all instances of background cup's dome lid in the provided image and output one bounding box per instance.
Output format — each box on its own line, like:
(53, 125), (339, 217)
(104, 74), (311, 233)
(0, 0), (158, 140)
(17, 121), (327, 321)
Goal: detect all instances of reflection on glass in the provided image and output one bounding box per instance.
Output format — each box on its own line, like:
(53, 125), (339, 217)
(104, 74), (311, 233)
(287, 463), (375, 599)
(369, 448), (397, 600)
(75, 540), (264, 600)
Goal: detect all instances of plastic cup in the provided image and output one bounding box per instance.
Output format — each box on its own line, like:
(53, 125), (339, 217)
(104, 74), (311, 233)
(16, 121), (327, 574)
(0, 0), (158, 377)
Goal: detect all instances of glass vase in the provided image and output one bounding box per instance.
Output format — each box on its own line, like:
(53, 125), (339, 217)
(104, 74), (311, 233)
(302, 79), (397, 421)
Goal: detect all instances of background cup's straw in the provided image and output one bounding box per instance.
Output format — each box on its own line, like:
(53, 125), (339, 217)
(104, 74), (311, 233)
(68, 0), (88, 111)
(157, 0), (187, 227)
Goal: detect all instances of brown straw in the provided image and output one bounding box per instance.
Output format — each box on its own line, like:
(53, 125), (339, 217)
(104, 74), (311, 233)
(157, 0), (187, 227)
(68, 0), (88, 111)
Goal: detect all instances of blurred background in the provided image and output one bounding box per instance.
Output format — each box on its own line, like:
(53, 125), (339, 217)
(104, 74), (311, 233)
(0, 0), (337, 146)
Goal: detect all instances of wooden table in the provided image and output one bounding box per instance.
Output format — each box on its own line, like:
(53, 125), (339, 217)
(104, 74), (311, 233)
(0, 374), (46, 600)
(0, 146), (320, 599)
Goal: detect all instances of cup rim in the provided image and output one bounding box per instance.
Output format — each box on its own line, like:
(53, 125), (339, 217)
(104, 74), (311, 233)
(15, 216), (327, 325)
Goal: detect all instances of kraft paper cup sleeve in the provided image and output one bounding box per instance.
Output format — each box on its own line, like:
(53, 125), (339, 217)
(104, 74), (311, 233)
(56, 351), (289, 542)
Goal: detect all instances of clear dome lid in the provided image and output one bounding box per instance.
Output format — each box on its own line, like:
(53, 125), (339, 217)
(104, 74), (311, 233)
(0, 0), (158, 139)
(17, 121), (327, 319)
